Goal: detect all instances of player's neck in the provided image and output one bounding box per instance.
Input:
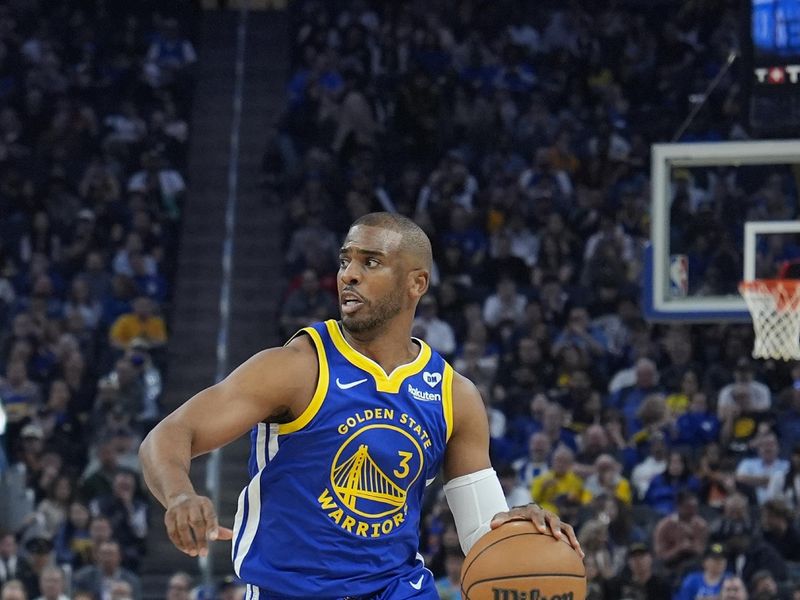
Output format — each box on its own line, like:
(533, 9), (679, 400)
(341, 317), (419, 372)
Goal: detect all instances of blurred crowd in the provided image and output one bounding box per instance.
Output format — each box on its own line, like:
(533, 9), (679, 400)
(273, 1), (800, 600)
(0, 0), (197, 598)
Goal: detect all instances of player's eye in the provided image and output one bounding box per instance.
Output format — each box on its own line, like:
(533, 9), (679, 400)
(339, 258), (349, 268)
(366, 258), (379, 267)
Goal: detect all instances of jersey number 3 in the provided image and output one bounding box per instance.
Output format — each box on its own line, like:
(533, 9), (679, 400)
(393, 451), (413, 478)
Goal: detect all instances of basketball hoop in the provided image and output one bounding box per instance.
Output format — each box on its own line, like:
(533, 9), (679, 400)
(739, 279), (800, 361)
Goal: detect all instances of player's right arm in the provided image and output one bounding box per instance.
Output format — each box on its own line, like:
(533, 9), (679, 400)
(139, 335), (318, 557)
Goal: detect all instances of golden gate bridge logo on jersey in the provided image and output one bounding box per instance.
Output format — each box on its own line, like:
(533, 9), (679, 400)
(317, 423), (425, 538)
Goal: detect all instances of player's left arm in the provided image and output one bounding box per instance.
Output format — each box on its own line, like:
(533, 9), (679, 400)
(443, 371), (583, 556)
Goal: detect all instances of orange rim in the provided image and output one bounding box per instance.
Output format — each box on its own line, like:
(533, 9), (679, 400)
(740, 279), (800, 312)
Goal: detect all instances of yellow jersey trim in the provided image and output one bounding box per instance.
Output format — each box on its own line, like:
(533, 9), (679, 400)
(278, 327), (329, 434)
(324, 320), (432, 393)
(442, 362), (454, 442)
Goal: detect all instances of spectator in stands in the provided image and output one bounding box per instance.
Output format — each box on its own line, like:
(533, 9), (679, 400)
(0, 534), (33, 590)
(53, 501), (92, 570)
(34, 566), (67, 600)
(643, 450), (700, 516)
(165, 572), (192, 600)
(21, 538), (54, 599)
(0, 361), (41, 427)
(652, 490), (708, 574)
(602, 541), (672, 600)
(664, 368), (699, 417)
(80, 437), (120, 501)
(279, 269), (337, 338)
(735, 432), (789, 505)
(482, 276), (526, 329)
(577, 518), (616, 583)
(1, 581), (27, 600)
(108, 297), (167, 352)
(575, 425), (616, 477)
(776, 366), (800, 447)
(749, 570), (785, 600)
(551, 306), (607, 361)
(34, 474), (72, 539)
(759, 498), (800, 563)
(608, 358), (661, 438)
(497, 463), (532, 507)
(89, 470), (147, 571)
(555, 369), (602, 431)
(540, 403), (578, 453)
(531, 445), (586, 515)
(720, 575), (749, 600)
(718, 358), (772, 419)
(513, 431), (550, 489)
(584, 454), (632, 505)
(674, 392), (721, 450)
(433, 550), (462, 600)
(674, 543), (729, 600)
(713, 493), (787, 586)
(698, 443), (738, 511)
(765, 442), (800, 509)
(630, 430), (669, 500)
(72, 540), (141, 600)
(412, 295), (455, 358)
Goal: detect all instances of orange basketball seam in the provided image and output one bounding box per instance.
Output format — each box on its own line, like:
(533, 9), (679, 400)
(463, 531), (576, 581)
(461, 530), (585, 600)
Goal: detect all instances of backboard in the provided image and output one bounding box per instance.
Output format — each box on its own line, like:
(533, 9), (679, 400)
(644, 139), (800, 322)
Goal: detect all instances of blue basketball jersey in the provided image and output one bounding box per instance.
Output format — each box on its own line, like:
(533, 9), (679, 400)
(231, 320), (454, 598)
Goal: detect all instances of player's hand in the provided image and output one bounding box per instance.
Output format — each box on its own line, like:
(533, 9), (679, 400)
(165, 493), (233, 557)
(490, 504), (584, 559)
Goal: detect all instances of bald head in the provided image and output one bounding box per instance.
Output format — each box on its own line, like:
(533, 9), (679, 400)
(350, 212), (432, 272)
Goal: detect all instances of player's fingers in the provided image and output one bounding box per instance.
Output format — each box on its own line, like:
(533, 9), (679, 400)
(166, 511), (196, 556)
(187, 504), (209, 557)
(216, 526), (234, 540)
(544, 512), (564, 539)
(199, 500), (220, 541)
(562, 523), (584, 558)
(489, 510), (528, 529)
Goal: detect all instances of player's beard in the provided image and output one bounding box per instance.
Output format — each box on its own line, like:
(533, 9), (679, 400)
(341, 288), (404, 335)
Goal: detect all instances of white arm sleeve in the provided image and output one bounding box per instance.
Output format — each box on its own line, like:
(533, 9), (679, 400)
(443, 467), (509, 555)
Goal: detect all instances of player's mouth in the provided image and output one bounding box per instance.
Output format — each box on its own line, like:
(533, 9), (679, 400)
(340, 291), (365, 315)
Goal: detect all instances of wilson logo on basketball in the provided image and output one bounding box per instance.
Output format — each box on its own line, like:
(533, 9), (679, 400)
(491, 589), (573, 600)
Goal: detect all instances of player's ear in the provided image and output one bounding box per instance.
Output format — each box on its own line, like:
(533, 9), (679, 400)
(408, 269), (429, 299)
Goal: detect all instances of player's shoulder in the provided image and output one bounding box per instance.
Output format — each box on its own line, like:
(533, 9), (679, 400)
(242, 332), (320, 377)
(449, 368), (481, 402)
(448, 368), (485, 421)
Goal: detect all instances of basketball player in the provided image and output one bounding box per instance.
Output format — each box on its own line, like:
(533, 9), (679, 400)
(140, 213), (583, 598)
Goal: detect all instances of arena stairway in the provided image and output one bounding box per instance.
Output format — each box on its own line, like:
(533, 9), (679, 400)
(139, 8), (288, 599)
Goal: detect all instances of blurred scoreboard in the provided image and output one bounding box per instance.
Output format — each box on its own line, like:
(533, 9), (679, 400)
(747, 0), (800, 134)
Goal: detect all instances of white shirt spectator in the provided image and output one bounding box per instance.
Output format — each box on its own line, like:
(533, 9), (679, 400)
(765, 469), (800, 510)
(413, 315), (456, 357)
(631, 456), (667, 500)
(717, 380), (771, 416)
(737, 434), (785, 504)
(482, 279), (527, 328)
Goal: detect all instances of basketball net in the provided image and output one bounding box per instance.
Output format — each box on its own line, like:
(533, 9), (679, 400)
(739, 279), (800, 361)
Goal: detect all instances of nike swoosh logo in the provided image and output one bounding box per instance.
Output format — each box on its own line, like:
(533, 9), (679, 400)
(336, 377), (368, 390)
(409, 574), (424, 590)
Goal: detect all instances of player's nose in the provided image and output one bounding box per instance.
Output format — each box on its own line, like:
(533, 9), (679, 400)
(340, 261), (361, 284)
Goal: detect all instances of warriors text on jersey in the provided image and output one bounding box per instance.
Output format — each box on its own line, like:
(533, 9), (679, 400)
(231, 320), (454, 598)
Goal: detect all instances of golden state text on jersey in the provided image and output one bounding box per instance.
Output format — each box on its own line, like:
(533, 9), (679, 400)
(231, 320), (453, 599)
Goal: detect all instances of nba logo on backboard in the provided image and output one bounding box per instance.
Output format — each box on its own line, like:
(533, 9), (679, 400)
(669, 254), (689, 298)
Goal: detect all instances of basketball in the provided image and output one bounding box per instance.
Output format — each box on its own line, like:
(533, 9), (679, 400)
(461, 520), (586, 600)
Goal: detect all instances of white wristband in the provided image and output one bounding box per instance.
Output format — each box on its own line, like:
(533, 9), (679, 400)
(443, 468), (509, 555)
